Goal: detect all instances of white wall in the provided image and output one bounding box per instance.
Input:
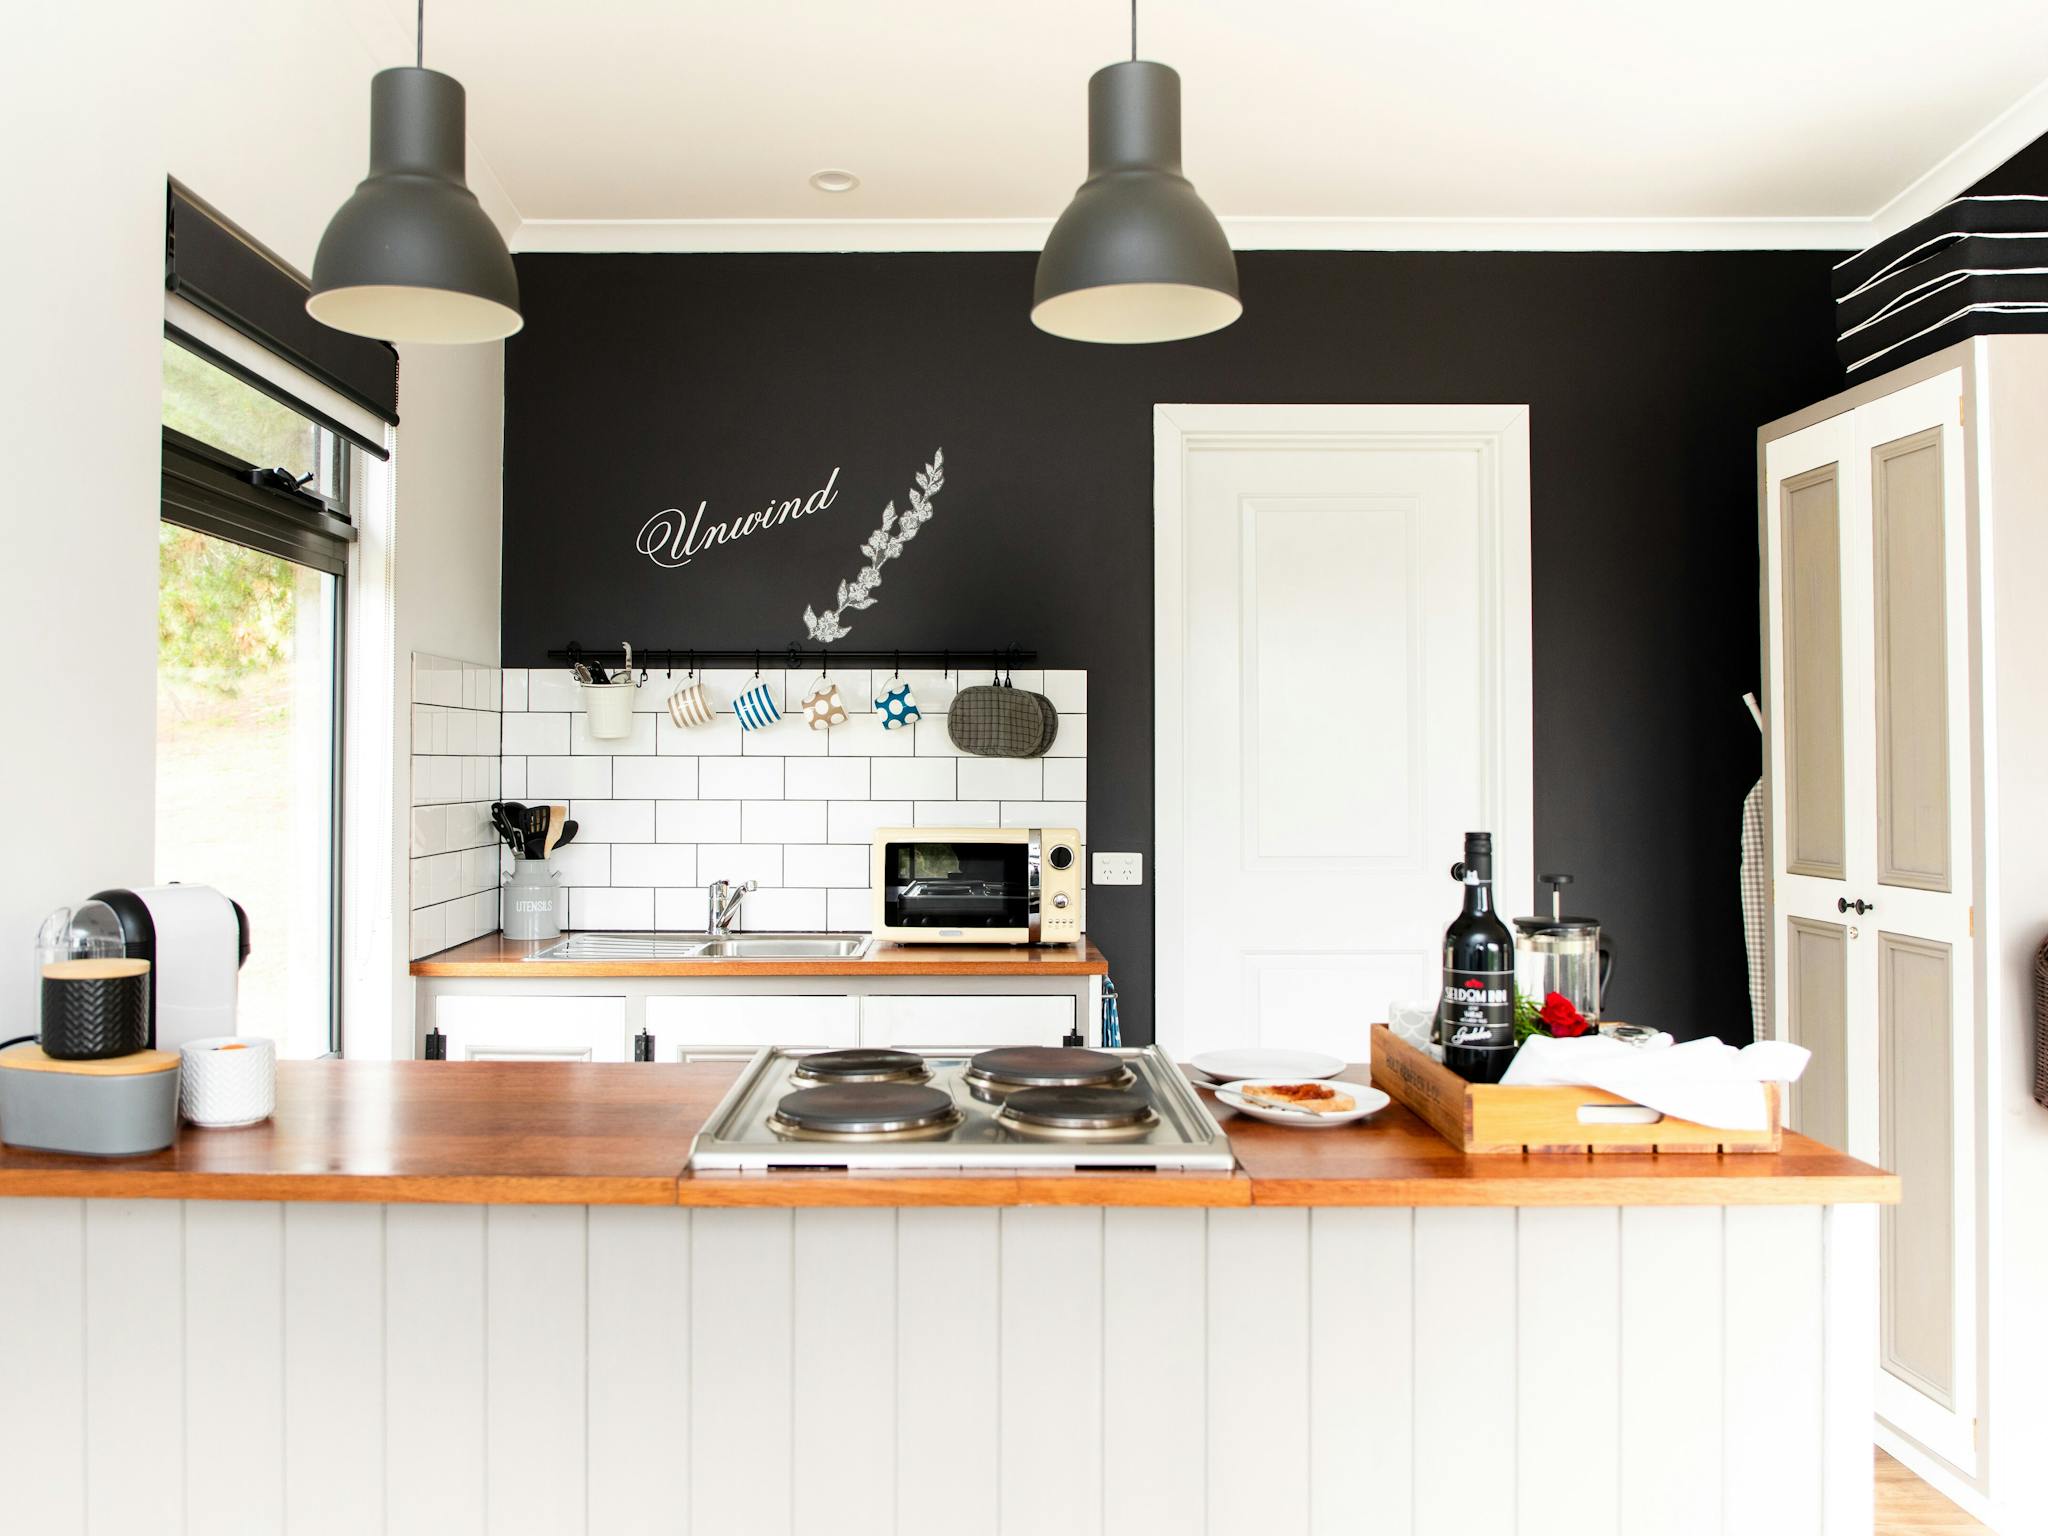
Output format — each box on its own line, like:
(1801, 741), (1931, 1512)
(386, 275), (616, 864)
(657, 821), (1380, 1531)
(0, 0), (505, 1048)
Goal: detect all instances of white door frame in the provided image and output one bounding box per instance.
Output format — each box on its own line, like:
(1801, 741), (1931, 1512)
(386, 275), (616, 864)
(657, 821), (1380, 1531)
(1153, 403), (1535, 1057)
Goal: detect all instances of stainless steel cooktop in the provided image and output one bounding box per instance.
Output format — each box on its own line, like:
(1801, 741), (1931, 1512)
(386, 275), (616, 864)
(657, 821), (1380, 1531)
(689, 1045), (1235, 1171)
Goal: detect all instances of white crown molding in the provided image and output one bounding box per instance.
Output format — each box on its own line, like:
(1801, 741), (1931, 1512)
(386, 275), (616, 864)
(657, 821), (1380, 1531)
(1867, 73), (2048, 242)
(511, 212), (1875, 255)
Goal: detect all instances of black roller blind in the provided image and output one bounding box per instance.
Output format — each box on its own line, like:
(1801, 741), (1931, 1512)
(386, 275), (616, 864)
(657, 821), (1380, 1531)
(165, 180), (399, 432)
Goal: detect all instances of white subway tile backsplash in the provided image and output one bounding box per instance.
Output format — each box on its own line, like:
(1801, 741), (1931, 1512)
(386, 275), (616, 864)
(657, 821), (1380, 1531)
(572, 887), (653, 930)
(828, 801), (913, 845)
(1041, 670), (1087, 712)
(698, 843), (783, 887)
(911, 721), (965, 758)
(1043, 758), (1087, 801)
(659, 714), (744, 756)
(832, 713), (915, 758)
(411, 804), (448, 858)
(502, 711), (569, 756)
(612, 843), (696, 888)
(914, 800), (1000, 828)
(655, 887), (711, 932)
(613, 756), (699, 800)
(658, 800), (742, 843)
(742, 800), (827, 843)
(871, 758), (956, 802)
(742, 722), (829, 757)
(958, 757), (1043, 801)
(785, 758), (869, 801)
(784, 843), (870, 888)
(527, 756), (613, 800)
(549, 843), (611, 887)
(418, 656), (1083, 944)
(570, 799), (657, 843)
(525, 668), (584, 712)
(701, 757), (782, 800)
(573, 711), (656, 756)
(827, 888), (873, 931)
(738, 887), (827, 932)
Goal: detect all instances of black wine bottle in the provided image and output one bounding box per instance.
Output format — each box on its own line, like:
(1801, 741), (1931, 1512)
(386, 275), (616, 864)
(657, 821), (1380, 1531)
(1436, 832), (1518, 1084)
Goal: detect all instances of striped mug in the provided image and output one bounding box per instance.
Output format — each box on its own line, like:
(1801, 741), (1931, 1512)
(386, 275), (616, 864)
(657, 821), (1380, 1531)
(734, 677), (782, 731)
(667, 679), (713, 728)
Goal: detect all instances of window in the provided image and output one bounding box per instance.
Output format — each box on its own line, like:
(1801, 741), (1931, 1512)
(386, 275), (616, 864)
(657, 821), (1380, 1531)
(158, 335), (352, 1057)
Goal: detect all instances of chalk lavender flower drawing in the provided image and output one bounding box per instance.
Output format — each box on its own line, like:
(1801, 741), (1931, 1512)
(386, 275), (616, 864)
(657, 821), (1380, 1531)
(801, 449), (945, 643)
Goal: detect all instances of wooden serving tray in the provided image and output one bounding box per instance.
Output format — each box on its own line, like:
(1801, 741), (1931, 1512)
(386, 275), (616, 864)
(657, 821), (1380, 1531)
(1368, 1025), (1781, 1154)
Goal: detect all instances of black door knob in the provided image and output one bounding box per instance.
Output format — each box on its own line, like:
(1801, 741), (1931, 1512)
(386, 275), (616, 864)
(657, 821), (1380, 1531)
(1836, 897), (1874, 916)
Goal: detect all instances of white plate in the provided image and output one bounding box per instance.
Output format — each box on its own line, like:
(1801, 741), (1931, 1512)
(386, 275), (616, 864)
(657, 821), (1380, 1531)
(1212, 1079), (1389, 1128)
(1191, 1048), (1345, 1082)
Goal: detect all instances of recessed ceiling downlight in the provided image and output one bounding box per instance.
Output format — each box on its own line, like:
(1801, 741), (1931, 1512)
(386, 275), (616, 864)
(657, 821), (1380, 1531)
(809, 169), (860, 194)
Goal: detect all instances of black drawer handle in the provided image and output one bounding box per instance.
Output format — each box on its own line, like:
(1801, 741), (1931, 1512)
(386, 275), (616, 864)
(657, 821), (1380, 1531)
(1837, 897), (1874, 916)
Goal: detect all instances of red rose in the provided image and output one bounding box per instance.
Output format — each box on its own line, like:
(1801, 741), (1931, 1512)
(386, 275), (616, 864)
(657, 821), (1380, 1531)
(1540, 991), (1591, 1038)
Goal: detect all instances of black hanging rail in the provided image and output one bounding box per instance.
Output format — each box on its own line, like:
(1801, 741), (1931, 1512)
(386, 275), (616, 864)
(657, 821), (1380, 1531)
(546, 642), (1037, 673)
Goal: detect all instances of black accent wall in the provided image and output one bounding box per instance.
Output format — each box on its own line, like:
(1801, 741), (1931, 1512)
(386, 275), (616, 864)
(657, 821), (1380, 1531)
(503, 249), (1844, 1047)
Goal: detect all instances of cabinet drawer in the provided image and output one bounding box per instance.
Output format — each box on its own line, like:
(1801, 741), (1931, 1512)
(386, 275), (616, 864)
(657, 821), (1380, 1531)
(643, 995), (859, 1054)
(432, 996), (628, 1062)
(859, 995), (1076, 1049)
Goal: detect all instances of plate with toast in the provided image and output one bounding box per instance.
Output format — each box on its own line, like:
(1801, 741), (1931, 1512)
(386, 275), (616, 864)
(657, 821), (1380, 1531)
(1211, 1078), (1389, 1128)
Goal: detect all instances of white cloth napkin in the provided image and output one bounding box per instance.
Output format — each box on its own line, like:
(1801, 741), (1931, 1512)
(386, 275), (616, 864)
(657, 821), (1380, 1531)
(1501, 1034), (1810, 1131)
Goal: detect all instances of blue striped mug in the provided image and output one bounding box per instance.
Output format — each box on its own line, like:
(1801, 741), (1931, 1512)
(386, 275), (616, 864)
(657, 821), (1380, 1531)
(734, 678), (782, 731)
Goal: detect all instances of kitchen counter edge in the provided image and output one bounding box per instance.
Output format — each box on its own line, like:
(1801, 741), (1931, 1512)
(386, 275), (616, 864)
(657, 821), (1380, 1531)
(409, 933), (1111, 976)
(0, 1061), (1898, 1210)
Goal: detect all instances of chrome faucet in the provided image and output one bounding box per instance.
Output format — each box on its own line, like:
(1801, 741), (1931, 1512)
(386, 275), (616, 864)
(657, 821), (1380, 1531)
(707, 878), (756, 937)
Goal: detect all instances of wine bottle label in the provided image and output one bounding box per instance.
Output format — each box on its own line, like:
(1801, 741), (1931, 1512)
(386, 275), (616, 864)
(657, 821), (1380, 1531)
(1438, 968), (1514, 1048)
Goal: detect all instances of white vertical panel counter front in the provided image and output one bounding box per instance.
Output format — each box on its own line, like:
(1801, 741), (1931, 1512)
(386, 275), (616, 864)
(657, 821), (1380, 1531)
(0, 1195), (1876, 1534)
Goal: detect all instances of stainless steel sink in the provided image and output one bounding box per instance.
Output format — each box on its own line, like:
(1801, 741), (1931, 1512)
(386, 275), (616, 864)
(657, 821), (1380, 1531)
(526, 932), (868, 961)
(695, 935), (870, 959)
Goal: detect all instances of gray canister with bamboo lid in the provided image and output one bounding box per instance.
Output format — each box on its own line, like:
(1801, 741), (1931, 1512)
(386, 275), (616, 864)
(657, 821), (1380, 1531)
(41, 958), (151, 1060)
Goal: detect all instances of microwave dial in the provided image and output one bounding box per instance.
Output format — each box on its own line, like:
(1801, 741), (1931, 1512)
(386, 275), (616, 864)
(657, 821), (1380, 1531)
(1047, 844), (1075, 871)
(1053, 894), (1070, 909)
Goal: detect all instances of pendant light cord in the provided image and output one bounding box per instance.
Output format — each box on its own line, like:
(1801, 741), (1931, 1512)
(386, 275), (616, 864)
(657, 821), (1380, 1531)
(416, 0), (424, 67)
(1130, 0), (1137, 60)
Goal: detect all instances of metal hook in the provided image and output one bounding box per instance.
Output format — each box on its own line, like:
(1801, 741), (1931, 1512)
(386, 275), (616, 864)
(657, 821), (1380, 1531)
(943, 648), (950, 681)
(753, 648), (761, 678)
(688, 648), (696, 680)
(893, 648), (901, 679)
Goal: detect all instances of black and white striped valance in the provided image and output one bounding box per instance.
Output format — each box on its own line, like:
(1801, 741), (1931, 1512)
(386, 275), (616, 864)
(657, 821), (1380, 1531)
(1836, 195), (2048, 375)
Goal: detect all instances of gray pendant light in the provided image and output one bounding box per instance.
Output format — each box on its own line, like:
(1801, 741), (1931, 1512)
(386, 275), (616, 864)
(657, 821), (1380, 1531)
(308, 1), (520, 344)
(1031, 6), (1239, 344)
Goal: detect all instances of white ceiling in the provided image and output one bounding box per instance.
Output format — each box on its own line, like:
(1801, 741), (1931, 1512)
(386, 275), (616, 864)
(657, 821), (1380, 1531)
(347, 0), (2048, 250)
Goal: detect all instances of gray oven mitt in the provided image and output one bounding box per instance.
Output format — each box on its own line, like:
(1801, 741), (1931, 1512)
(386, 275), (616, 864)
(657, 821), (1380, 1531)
(948, 684), (1059, 757)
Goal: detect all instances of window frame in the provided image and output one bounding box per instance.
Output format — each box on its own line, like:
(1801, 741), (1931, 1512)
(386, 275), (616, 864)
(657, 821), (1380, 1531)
(159, 346), (355, 1056)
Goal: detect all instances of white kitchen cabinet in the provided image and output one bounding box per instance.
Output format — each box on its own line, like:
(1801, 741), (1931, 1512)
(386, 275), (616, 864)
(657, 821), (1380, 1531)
(432, 996), (629, 1062)
(642, 995), (859, 1062)
(1760, 335), (2048, 1525)
(858, 994), (1075, 1049)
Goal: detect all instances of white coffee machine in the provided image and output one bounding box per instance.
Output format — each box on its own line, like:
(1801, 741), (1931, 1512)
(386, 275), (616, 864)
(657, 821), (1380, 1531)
(89, 885), (250, 1049)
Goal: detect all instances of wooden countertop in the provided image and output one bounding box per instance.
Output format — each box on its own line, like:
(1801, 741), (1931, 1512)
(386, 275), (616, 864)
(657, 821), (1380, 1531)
(0, 1060), (1897, 1208)
(409, 933), (1110, 977)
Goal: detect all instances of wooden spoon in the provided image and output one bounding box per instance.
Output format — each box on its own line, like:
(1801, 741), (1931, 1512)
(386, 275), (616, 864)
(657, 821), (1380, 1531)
(543, 803), (568, 858)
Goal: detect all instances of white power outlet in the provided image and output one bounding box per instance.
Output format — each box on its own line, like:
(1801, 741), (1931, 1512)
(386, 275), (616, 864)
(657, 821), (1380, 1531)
(1092, 851), (1143, 886)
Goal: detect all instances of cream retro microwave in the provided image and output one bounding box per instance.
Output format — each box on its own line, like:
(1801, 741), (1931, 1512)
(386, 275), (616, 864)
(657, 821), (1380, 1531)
(870, 827), (1083, 945)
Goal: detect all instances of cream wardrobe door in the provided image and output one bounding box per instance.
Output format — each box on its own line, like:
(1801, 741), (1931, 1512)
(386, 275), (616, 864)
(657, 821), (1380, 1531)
(1856, 372), (1976, 1469)
(1765, 368), (1975, 1470)
(1764, 409), (1863, 1151)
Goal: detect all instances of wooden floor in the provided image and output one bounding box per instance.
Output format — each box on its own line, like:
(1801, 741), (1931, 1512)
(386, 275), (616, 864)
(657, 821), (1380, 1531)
(1877, 1449), (1991, 1534)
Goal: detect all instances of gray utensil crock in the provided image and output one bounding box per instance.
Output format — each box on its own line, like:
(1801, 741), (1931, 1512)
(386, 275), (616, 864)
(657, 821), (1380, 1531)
(504, 857), (562, 941)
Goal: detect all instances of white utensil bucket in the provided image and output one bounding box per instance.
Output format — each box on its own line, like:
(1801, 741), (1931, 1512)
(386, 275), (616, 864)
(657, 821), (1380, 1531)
(581, 679), (638, 740)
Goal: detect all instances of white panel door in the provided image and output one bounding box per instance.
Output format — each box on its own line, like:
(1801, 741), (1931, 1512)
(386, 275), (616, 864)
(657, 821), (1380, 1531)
(1764, 369), (1976, 1468)
(1158, 405), (1533, 1058)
